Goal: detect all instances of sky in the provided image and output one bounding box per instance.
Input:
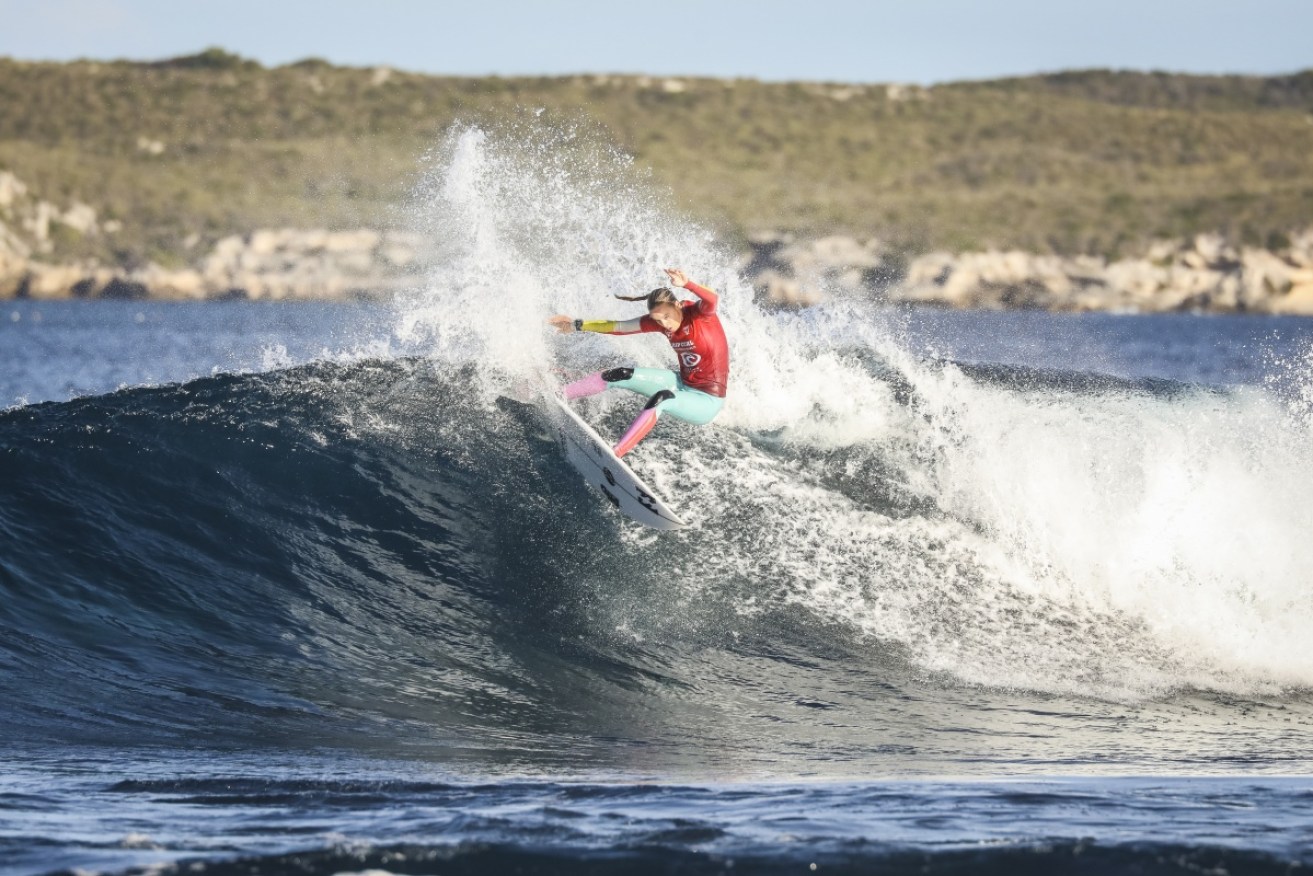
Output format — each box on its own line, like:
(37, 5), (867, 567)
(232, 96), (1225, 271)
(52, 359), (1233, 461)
(0, 0), (1310, 84)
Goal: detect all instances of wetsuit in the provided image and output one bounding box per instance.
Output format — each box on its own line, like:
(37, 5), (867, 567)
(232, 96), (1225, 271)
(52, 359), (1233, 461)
(563, 281), (729, 456)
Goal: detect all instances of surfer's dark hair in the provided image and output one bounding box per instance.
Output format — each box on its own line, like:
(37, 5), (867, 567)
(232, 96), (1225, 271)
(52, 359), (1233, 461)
(614, 287), (679, 309)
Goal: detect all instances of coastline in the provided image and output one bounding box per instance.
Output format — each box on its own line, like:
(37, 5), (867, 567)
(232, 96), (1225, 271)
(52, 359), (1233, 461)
(744, 228), (1313, 313)
(4, 170), (1312, 313)
(5, 223), (1313, 314)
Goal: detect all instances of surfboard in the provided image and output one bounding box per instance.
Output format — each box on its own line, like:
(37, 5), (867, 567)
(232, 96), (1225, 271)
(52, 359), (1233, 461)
(550, 395), (688, 530)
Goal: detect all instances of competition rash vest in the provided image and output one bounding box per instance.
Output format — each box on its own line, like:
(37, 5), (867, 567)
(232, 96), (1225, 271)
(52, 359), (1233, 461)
(579, 282), (729, 397)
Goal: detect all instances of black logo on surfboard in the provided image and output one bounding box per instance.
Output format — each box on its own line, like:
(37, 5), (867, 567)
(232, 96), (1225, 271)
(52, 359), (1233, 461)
(636, 488), (658, 515)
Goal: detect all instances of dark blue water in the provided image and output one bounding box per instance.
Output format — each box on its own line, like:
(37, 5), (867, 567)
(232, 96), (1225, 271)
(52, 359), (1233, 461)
(5, 302), (1311, 408)
(3, 301), (1313, 875)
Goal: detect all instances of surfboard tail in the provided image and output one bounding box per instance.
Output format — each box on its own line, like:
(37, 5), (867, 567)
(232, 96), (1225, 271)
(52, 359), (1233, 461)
(549, 396), (687, 530)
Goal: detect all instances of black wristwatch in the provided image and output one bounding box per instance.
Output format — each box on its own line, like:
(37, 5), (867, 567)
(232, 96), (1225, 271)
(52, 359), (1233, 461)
(573, 319), (583, 332)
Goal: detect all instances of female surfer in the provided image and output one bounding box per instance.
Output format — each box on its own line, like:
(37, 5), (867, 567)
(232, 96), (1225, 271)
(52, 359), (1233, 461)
(548, 268), (728, 457)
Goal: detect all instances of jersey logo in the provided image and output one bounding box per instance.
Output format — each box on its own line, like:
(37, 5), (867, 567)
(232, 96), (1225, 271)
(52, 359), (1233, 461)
(681, 352), (702, 369)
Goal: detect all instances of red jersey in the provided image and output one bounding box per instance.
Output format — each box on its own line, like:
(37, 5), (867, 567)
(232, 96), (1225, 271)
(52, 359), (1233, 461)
(583, 281), (730, 397)
(633, 283), (729, 397)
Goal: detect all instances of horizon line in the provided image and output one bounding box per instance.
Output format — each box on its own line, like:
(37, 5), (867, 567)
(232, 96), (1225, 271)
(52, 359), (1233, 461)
(2, 48), (1310, 89)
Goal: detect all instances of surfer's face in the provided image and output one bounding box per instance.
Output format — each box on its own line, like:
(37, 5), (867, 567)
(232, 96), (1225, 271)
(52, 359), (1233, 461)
(649, 303), (683, 332)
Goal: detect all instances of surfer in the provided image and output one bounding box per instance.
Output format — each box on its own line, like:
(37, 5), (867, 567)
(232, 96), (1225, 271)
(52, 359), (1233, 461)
(548, 268), (729, 457)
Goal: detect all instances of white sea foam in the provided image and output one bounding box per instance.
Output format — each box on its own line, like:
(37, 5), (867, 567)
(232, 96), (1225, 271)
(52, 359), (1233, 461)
(396, 124), (1313, 700)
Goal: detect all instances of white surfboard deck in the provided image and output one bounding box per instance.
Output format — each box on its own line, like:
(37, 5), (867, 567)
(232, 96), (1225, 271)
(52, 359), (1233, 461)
(550, 395), (687, 530)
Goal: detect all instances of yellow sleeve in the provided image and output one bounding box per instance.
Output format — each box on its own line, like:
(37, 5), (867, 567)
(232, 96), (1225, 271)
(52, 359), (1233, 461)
(580, 317), (647, 335)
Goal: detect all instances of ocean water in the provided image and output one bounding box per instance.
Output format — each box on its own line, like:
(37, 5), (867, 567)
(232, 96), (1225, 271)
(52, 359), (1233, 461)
(3, 129), (1313, 875)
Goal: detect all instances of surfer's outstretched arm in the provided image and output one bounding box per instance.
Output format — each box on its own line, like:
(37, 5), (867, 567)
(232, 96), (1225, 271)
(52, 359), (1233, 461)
(546, 316), (658, 336)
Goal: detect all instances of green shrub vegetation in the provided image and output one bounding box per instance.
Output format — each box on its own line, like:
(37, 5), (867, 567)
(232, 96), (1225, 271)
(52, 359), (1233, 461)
(2, 50), (1311, 264)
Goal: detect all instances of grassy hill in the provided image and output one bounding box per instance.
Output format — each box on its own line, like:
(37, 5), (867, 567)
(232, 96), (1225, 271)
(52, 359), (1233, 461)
(2, 49), (1311, 266)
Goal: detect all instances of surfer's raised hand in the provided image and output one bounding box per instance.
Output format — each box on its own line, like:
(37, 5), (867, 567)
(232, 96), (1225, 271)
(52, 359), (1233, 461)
(663, 268), (689, 288)
(547, 315), (575, 333)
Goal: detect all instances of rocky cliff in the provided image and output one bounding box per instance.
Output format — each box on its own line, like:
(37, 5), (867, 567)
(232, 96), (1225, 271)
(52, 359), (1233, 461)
(744, 230), (1313, 314)
(0, 172), (420, 301)
(4, 170), (1312, 313)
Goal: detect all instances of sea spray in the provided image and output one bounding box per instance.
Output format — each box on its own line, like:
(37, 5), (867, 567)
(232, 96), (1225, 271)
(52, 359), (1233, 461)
(396, 124), (721, 393)
(387, 124), (1313, 701)
(900, 355), (1313, 691)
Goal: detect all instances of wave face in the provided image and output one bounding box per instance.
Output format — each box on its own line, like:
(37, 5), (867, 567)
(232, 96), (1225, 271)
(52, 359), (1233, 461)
(3, 127), (1313, 777)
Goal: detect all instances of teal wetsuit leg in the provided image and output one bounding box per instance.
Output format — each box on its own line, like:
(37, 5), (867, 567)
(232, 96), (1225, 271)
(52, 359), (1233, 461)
(660, 382), (724, 425)
(607, 367), (678, 398)
(608, 367), (724, 426)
